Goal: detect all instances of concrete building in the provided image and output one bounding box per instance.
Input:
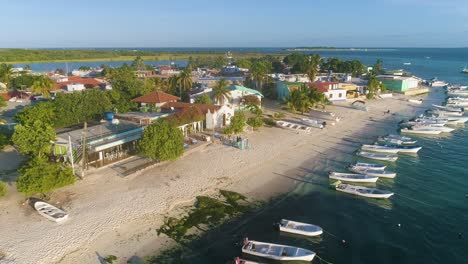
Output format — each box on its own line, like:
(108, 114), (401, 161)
(377, 75), (419, 92)
(276, 81), (346, 102)
(227, 85), (264, 107)
(132, 91), (180, 108)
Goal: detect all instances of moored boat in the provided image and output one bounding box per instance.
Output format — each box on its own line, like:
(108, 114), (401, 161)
(408, 99), (422, 104)
(361, 144), (401, 153)
(242, 239), (316, 261)
(348, 167), (397, 178)
(278, 219), (323, 237)
(33, 201), (69, 223)
(329, 172), (379, 183)
(357, 151), (398, 162)
(351, 162), (386, 170)
(335, 183), (394, 199)
(401, 127), (442, 135)
(234, 257), (263, 264)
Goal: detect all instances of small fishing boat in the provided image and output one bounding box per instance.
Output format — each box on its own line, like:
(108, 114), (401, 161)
(348, 167), (397, 178)
(408, 99), (422, 104)
(278, 219), (323, 237)
(403, 62), (411, 65)
(33, 201), (69, 223)
(335, 183), (394, 199)
(461, 66), (468, 74)
(351, 162), (386, 170)
(361, 144), (401, 154)
(377, 137), (416, 146)
(427, 109), (464, 117)
(300, 118), (325, 129)
(432, 104), (464, 113)
(242, 239), (316, 261)
(357, 151), (398, 162)
(329, 172), (378, 183)
(276, 121), (312, 133)
(382, 134), (415, 142)
(234, 257), (263, 264)
(401, 128), (442, 135)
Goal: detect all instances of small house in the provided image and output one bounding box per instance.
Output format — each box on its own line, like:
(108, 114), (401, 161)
(132, 91), (180, 108)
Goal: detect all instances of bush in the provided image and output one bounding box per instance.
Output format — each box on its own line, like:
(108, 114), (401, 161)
(229, 112), (246, 134)
(273, 112), (285, 119)
(263, 117), (277, 127)
(247, 116), (263, 130)
(138, 120), (184, 161)
(17, 157), (76, 195)
(0, 181), (7, 197)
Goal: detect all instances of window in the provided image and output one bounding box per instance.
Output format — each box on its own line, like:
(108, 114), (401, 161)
(339, 93), (342, 98)
(329, 93), (333, 98)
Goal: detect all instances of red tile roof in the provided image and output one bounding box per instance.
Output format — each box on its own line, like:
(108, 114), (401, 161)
(132, 91), (180, 104)
(308, 81), (339, 93)
(161, 102), (221, 114)
(53, 76), (103, 90)
(0, 91), (30, 100)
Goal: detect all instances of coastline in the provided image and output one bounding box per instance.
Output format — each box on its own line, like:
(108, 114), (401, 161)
(0, 90), (445, 264)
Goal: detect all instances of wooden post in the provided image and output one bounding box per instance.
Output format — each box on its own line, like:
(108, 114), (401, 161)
(81, 122), (87, 178)
(68, 136), (75, 175)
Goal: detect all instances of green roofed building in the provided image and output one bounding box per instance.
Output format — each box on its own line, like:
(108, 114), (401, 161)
(377, 75), (420, 92)
(228, 85), (264, 108)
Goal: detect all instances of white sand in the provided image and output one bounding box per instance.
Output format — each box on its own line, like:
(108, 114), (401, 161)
(0, 91), (445, 264)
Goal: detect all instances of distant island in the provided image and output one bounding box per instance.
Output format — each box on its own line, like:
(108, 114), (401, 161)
(284, 47), (394, 51)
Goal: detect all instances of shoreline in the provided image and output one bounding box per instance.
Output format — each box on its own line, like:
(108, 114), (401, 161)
(0, 90), (445, 264)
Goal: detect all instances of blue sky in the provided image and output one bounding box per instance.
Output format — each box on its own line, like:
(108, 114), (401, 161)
(1, 0), (467, 48)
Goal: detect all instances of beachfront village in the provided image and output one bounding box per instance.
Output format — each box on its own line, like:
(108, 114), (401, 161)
(0, 52), (445, 263)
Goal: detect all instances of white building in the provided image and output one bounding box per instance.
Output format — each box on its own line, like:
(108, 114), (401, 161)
(65, 83), (86, 92)
(226, 85), (264, 107)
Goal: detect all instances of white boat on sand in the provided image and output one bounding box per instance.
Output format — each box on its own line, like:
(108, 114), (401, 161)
(335, 183), (394, 199)
(278, 219), (323, 237)
(276, 121), (311, 133)
(300, 118), (325, 129)
(242, 239), (316, 261)
(348, 167), (396, 178)
(329, 172), (379, 183)
(408, 99), (422, 104)
(33, 201), (69, 222)
(357, 151), (398, 162)
(351, 162), (386, 170)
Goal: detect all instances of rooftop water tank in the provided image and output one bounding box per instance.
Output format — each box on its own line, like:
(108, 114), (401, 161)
(104, 111), (114, 121)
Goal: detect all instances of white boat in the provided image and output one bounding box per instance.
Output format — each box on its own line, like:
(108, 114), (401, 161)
(300, 118), (325, 129)
(276, 120), (311, 133)
(351, 162), (386, 171)
(377, 137), (416, 146)
(432, 104), (464, 113)
(383, 134), (414, 142)
(235, 257), (263, 264)
(446, 101), (468, 107)
(400, 128), (442, 135)
(329, 172), (379, 183)
(428, 109), (464, 117)
(242, 239), (316, 261)
(403, 62), (411, 65)
(278, 219), (323, 237)
(33, 201), (69, 223)
(429, 78), (448, 87)
(408, 99), (422, 104)
(361, 144), (400, 154)
(385, 145), (422, 153)
(335, 183), (394, 199)
(357, 151), (398, 162)
(348, 167), (397, 178)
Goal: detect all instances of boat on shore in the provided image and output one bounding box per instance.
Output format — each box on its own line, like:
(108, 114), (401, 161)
(242, 239), (316, 261)
(300, 118), (325, 129)
(348, 167), (397, 178)
(278, 219), (323, 237)
(33, 201), (69, 223)
(329, 172), (379, 183)
(408, 99), (422, 104)
(351, 162), (386, 170)
(427, 109), (464, 117)
(335, 183), (394, 199)
(276, 120), (311, 133)
(357, 151), (398, 162)
(432, 104), (464, 113)
(428, 78), (448, 87)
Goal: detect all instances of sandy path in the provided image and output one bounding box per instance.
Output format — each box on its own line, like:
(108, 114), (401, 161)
(0, 91), (444, 264)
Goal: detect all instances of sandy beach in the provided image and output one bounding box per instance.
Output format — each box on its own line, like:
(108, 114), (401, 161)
(0, 90), (445, 264)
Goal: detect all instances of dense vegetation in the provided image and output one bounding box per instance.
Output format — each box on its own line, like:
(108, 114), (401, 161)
(0, 181), (7, 197)
(285, 83), (330, 114)
(222, 112), (246, 135)
(138, 120), (184, 161)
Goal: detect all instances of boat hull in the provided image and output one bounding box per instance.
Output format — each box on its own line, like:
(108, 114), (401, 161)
(329, 172), (379, 183)
(401, 128), (442, 135)
(361, 145), (400, 154)
(279, 219), (323, 237)
(336, 184), (394, 199)
(357, 151), (398, 162)
(242, 241), (315, 261)
(349, 167), (396, 178)
(352, 162), (386, 171)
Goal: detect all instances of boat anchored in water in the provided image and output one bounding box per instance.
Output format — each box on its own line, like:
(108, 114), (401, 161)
(357, 151), (398, 162)
(278, 219), (323, 237)
(335, 183), (394, 199)
(329, 172), (379, 183)
(242, 239), (316, 261)
(351, 162), (387, 171)
(361, 144), (401, 154)
(348, 166), (397, 178)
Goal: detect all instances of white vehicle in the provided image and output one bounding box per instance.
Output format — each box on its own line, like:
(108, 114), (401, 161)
(329, 172), (379, 183)
(242, 239), (316, 261)
(300, 118), (325, 129)
(357, 151), (398, 162)
(335, 183), (394, 199)
(348, 167), (397, 178)
(278, 219), (323, 237)
(351, 162), (387, 171)
(34, 201), (69, 223)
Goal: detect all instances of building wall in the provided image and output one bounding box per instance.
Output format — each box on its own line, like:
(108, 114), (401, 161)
(324, 89), (347, 101)
(381, 79), (404, 92)
(228, 90), (262, 106)
(276, 81), (302, 101)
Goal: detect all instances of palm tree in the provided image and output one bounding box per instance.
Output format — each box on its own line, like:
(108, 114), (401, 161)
(167, 75), (179, 95)
(176, 67), (193, 96)
(250, 61), (271, 91)
(212, 79), (231, 105)
(284, 84), (313, 114)
(305, 54), (321, 82)
(31, 76), (54, 98)
(0, 63), (13, 90)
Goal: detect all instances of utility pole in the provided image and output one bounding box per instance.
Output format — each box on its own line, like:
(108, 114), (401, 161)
(68, 135), (75, 175)
(81, 122), (87, 178)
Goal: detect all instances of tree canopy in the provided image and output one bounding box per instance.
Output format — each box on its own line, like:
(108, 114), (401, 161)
(16, 157), (75, 195)
(194, 94), (211, 104)
(223, 111), (246, 135)
(285, 84), (329, 114)
(138, 120), (184, 161)
(12, 120), (56, 157)
(212, 79), (231, 105)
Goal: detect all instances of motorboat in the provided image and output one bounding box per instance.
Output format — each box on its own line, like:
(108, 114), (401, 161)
(351, 162), (386, 170)
(432, 104), (464, 113)
(335, 183), (394, 199)
(34, 201), (69, 223)
(377, 137), (417, 146)
(357, 151), (398, 162)
(400, 127), (442, 135)
(329, 172), (379, 183)
(348, 167), (397, 178)
(242, 239), (316, 261)
(427, 109), (464, 117)
(235, 257), (263, 264)
(278, 219), (323, 237)
(408, 99), (423, 104)
(300, 118), (325, 129)
(361, 144), (401, 154)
